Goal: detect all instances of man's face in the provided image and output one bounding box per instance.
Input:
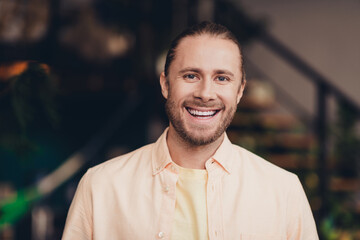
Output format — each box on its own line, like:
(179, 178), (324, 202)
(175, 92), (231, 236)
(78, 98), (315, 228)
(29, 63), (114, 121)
(160, 35), (245, 146)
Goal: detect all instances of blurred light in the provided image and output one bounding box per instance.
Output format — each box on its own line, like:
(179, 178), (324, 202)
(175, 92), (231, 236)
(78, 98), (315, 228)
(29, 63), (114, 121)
(0, 61), (50, 82)
(0, 183), (14, 200)
(107, 34), (132, 57)
(59, 9), (134, 61)
(0, 224), (14, 239)
(38, 153), (85, 195)
(305, 172), (319, 189)
(0, 0), (49, 43)
(245, 79), (276, 108)
(156, 51), (167, 76)
(31, 206), (54, 240)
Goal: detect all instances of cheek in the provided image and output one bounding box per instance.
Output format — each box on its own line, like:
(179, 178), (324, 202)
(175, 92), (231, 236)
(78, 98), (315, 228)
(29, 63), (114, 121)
(169, 82), (193, 100)
(220, 89), (240, 105)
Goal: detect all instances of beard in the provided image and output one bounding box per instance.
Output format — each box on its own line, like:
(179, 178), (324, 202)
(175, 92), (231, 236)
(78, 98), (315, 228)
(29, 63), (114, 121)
(165, 95), (237, 146)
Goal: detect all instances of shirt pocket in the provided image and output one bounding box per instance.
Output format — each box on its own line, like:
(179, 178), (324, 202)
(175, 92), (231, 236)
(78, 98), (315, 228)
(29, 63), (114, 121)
(240, 233), (286, 240)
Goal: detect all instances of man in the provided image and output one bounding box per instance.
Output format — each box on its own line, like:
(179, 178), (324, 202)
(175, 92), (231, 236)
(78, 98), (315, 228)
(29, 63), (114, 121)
(62, 22), (318, 239)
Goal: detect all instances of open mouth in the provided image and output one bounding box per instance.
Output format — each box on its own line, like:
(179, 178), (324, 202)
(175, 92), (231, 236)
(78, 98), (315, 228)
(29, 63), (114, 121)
(186, 107), (219, 119)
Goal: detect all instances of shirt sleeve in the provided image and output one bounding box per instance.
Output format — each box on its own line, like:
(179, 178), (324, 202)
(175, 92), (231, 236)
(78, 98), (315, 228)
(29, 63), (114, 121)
(62, 170), (93, 240)
(286, 176), (319, 240)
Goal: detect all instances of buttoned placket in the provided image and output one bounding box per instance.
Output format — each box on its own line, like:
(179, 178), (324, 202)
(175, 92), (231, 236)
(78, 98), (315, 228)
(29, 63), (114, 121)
(206, 159), (225, 240)
(155, 164), (179, 239)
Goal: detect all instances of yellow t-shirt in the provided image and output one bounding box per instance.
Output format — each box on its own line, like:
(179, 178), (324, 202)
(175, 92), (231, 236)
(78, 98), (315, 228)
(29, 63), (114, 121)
(170, 163), (208, 240)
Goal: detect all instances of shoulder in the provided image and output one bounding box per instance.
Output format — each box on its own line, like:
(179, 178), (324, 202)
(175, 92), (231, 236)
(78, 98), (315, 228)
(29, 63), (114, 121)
(231, 144), (299, 187)
(84, 143), (154, 183)
(228, 145), (318, 237)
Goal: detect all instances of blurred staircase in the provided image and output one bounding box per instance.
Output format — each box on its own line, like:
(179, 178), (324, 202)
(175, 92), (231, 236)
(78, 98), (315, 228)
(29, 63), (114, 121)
(228, 78), (317, 171)
(228, 78), (360, 232)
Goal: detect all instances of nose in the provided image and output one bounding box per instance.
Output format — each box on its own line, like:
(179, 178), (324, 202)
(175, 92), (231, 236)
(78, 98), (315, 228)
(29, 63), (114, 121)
(193, 79), (216, 102)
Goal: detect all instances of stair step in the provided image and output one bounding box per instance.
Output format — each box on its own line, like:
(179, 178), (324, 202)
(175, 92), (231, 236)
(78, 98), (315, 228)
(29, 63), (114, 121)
(227, 131), (316, 152)
(238, 95), (276, 110)
(238, 79), (276, 110)
(264, 153), (316, 169)
(329, 177), (360, 214)
(262, 132), (316, 149)
(231, 112), (306, 132)
(330, 177), (360, 192)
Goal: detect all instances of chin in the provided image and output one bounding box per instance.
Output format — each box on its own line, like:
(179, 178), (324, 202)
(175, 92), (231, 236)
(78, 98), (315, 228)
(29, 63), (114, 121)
(181, 128), (223, 146)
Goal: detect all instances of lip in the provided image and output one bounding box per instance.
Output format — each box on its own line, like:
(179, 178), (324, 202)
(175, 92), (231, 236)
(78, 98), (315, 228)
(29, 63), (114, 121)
(186, 106), (220, 111)
(185, 106), (221, 120)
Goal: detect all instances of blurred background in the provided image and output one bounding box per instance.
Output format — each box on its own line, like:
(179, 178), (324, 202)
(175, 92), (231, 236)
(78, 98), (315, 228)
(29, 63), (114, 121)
(0, 0), (359, 239)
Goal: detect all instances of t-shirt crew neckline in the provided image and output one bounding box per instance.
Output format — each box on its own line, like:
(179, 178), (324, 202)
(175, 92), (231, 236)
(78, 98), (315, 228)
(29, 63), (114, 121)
(171, 161), (208, 180)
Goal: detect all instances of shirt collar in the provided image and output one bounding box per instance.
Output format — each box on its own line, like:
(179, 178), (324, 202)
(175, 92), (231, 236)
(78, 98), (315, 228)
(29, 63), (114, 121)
(211, 133), (233, 174)
(151, 128), (172, 175)
(151, 128), (234, 175)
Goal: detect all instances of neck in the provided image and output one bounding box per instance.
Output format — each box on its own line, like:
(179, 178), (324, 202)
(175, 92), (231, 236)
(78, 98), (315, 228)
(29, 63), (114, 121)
(166, 126), (224, 169)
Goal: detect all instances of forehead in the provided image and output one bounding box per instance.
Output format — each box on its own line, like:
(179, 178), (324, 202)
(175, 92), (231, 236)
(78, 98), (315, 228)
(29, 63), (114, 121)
(170, 35), (242, 77)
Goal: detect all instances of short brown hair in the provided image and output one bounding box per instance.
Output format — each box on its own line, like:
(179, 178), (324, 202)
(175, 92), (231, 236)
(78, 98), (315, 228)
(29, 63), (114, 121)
(164, 21), (245, 83)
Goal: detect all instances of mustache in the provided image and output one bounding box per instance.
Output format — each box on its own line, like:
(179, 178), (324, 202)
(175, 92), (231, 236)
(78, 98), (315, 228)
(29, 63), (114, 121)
(182, 99), (224, 109)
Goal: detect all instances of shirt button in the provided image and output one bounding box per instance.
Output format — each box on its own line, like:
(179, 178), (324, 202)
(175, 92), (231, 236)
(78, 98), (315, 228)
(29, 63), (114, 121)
(163, 186), (169, 193)
(158, 231), (165, 238)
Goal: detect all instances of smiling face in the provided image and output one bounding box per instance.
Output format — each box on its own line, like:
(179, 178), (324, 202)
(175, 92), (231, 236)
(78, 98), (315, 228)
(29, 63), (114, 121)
(160, 34), (245, 146)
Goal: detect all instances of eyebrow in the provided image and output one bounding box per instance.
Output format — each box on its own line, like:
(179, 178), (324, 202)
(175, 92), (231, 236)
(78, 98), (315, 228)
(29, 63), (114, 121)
(214, 69), (234, 77)
(178, 68), (235, 77)
(178, 68), (202, 75)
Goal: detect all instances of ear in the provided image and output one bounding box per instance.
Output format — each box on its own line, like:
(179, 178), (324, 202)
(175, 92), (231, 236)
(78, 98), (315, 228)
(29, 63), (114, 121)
(236, 79), (246, 104)
(160, 72), (169, 99)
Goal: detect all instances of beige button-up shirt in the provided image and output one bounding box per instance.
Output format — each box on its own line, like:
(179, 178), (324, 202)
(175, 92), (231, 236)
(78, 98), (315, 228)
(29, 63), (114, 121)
(62, 129), (318, 240)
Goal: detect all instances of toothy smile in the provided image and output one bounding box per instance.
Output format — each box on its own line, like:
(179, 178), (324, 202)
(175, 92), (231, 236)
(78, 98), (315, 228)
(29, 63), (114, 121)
(186, 108), (219, 118)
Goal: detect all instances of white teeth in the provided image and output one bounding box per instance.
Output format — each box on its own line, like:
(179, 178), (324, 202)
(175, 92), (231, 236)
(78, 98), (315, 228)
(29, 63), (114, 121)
(188, 109), (216, 116)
